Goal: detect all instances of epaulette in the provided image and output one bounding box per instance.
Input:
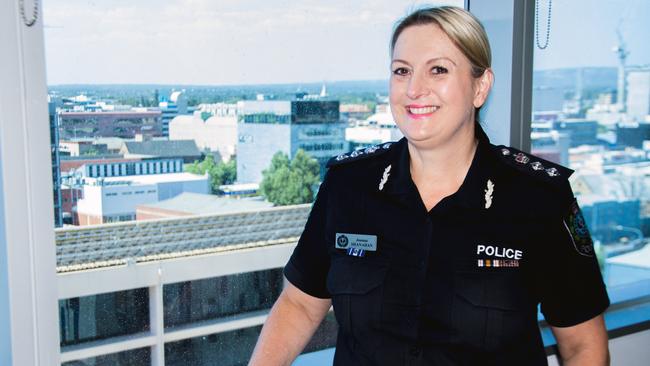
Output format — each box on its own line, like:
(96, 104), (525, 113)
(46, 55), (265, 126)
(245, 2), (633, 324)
(495, 145), (574, 186)
(327, 141), (395, 168)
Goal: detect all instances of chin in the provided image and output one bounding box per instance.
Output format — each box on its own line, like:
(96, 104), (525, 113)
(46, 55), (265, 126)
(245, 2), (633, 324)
(397, 120), (437, 141)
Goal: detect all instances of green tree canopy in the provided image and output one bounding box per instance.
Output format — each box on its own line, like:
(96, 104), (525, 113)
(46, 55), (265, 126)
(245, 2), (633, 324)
(261, 149), (320, 206)
(185, 155), (236, 194)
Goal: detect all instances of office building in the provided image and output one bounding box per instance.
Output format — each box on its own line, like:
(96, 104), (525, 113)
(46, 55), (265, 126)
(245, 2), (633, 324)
(49, 97), (63, 227)
(626, 67), (650, 121)
(169, 113), (237, 162)
(59, 140), (109, 157)
(159, 91), (190, 137)
(553, 118), (599, 147)
(58, 110), (163, 139)
(617, 122), (650, 148)
(74, 172), (209, 225)
(346, 105), (403, 150)
(237, 100), (346, 183)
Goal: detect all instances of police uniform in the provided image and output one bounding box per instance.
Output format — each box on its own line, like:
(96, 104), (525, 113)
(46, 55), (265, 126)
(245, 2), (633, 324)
(284, 123), (609, 366)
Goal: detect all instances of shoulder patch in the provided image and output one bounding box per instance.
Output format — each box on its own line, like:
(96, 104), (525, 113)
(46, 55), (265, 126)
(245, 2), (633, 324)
(495, 145), (574, 185)
(563, 199), (595, 257)
(327, 141), (395, 168)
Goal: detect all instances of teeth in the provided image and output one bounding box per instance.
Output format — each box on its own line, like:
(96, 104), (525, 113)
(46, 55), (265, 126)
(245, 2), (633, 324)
(408, 106), (439, 114)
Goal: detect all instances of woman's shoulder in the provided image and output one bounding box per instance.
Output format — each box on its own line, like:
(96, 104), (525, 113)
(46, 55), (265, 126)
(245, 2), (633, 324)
(488, 143), (576, 212)
(326, 141), (397, 169)
(322, 140), (399, 191)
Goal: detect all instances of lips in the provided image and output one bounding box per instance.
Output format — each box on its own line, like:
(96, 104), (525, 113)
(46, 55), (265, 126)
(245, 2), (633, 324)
(406, 105), (439, 117)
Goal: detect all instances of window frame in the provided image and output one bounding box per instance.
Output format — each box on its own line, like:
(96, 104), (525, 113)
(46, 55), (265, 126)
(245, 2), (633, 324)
(1, 0), (649, 365)
(0, 1), (60, 365)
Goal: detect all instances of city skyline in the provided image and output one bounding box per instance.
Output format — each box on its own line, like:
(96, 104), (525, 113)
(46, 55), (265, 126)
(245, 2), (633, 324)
(44, 0), (649, 86)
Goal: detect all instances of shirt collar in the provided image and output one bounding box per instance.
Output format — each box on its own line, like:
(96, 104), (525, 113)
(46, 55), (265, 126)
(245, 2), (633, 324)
(378, 122), (498, 212)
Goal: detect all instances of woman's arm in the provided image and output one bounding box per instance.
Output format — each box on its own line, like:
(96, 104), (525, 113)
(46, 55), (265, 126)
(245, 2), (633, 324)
(551, 314), (609, 366)
(249, 281), (332, 366)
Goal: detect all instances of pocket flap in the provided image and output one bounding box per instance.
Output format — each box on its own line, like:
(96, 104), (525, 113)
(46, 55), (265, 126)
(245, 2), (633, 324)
(327, 256), (389, 295)
(455, 271), (524, 311)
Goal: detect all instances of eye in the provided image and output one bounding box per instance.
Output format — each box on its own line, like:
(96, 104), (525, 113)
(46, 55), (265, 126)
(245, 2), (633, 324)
(431, 66), (448, 75)
(392, 67), (410, 76)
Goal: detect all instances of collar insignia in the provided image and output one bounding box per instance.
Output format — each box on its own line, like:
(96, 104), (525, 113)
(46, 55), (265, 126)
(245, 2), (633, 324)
(484, 179), (494, 209)
(378, 164), (391, 191)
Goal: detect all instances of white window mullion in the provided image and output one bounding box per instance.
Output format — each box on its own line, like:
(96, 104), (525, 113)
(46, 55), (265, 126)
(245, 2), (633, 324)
(0, 1), (60, 365)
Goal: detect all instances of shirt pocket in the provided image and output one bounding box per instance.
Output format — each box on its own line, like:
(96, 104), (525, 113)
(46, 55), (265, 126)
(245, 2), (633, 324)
(452, 270), (533, 352)
(326, 255), (389, 354)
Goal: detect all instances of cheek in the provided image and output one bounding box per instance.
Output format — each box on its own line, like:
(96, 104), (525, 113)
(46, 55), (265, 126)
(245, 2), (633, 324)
(389, 80), (405, 114)
(389, 79), (402, 102)
(439, 80), (474, 107)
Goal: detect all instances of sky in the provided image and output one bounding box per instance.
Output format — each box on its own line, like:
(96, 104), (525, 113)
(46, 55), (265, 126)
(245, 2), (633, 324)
(42, 0), (650, 85)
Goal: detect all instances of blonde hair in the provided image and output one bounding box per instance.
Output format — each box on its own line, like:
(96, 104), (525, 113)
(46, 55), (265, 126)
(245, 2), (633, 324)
(390, 6), (492, 79)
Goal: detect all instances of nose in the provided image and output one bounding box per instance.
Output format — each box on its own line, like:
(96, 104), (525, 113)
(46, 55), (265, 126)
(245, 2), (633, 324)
(406, 72), (429, 99)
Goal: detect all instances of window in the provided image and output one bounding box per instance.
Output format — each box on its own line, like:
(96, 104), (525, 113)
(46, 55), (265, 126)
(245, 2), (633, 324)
(22, 0), (463, 365)
(163, 269), (283, 329)
(531, 0), (650, 339)
(59, 289), (149, 347)
(61, 348), (151, 366)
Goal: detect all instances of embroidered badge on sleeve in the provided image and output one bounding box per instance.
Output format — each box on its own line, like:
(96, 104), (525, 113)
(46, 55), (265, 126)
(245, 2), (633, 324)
(563, 199), (594, 257)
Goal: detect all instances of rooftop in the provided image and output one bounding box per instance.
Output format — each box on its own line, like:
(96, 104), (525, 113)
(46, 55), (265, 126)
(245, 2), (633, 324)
(84, 172), (206, 186)
(138, 192), (273, 215)
(122, 140), (201, 157)
(55, 204), (310, 273)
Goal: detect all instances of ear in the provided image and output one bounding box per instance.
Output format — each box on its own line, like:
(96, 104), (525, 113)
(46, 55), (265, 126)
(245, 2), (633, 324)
(473, 68), (494, 108)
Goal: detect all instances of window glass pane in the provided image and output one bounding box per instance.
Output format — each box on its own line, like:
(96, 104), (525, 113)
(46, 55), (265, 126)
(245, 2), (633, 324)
(164, 316), (337, 366)
(532, 0), (650, 291)
(44, 0), (464, 363)
(163, 269), (283, 329)
(59, 288), (149, 347)
(165, 326), (262, 366)
(62, 347), (151, 366)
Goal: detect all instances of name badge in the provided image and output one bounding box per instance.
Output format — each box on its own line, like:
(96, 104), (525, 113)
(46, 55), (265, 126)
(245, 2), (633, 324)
(335, 233), (377, 251)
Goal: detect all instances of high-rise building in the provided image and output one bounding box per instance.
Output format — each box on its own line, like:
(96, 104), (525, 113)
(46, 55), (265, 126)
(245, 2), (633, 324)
(49, 97), (63, 227)
(626, 67), (650, 121)
(237, 99), (346, 183)
(159, 91), (189, 137)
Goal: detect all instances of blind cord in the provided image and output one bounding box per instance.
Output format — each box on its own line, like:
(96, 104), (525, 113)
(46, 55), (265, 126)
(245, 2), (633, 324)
(20, 0), (39, 27)
(535, 0), (552, 50)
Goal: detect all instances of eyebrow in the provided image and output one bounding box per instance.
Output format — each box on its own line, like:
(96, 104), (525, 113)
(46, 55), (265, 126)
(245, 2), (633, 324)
(391, 57), (457, 66)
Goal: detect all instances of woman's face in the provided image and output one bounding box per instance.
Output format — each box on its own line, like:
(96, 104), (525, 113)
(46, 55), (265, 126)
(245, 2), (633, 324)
(389, 24), (490, 148)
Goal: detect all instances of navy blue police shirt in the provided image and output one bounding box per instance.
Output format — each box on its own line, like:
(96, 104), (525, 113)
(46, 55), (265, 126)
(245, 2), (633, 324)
(284, 123), (609, 366)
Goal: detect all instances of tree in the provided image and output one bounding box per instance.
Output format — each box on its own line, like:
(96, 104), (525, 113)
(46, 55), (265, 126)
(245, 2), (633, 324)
(185, 155), (237, 194)
(261, 149), (320, 206)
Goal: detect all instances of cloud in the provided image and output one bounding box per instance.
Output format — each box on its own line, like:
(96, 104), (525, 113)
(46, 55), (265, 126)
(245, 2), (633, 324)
(42, 0), (465, 84)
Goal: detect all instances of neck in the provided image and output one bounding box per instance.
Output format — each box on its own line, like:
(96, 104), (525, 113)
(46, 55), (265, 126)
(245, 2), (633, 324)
(407, 121), (478, 186)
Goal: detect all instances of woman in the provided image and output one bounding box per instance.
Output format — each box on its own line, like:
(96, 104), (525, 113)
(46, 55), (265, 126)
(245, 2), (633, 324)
(250, 6), (609, 366)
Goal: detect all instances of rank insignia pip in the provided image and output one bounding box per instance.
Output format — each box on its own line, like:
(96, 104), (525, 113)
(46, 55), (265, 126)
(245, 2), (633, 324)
(563, 200), (594, 257)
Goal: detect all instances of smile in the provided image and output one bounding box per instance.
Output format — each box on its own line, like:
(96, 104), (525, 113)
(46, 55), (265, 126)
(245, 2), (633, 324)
(406, 105), (439, 116)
